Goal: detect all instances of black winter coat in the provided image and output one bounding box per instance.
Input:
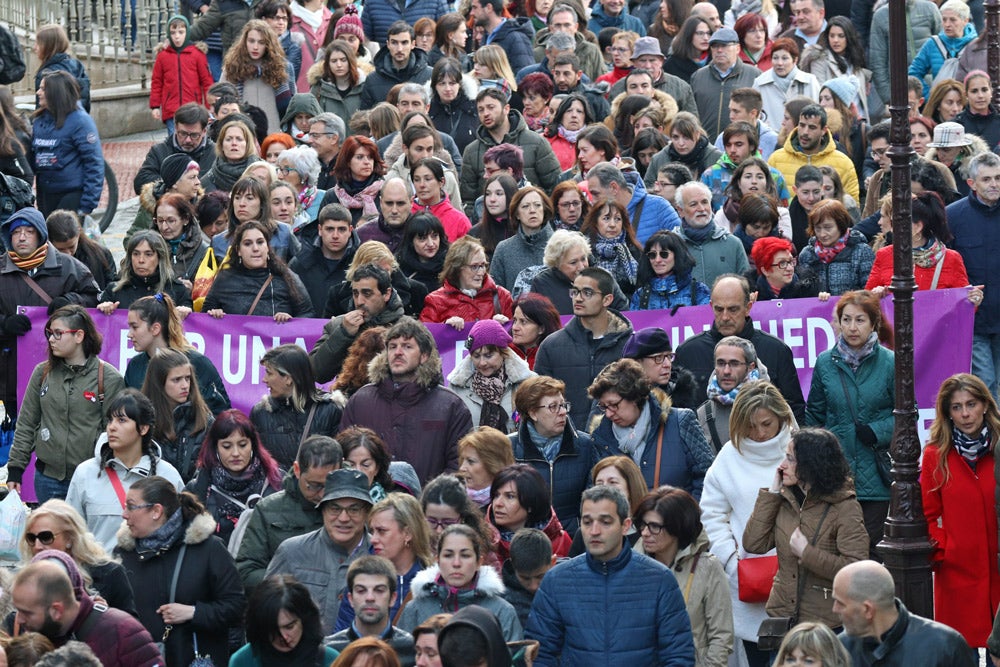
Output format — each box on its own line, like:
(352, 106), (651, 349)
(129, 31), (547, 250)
(158, 403), (214, 483)
(430, 90), (480, 155)
(324, 267), (427, 318)
(288, 232), (360, 314)
(203, 266), (313, 318)
(249, 394), (342, 469)
(133, 135), (217, 196)
(98, 270), (193, 310)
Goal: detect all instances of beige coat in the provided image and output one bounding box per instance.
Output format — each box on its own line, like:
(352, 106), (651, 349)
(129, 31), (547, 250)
(672, 532), (735, 667)
(742, 484), (869, 627)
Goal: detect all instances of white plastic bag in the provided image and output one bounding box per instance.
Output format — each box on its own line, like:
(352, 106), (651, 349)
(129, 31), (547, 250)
(0, 488), (26, 561)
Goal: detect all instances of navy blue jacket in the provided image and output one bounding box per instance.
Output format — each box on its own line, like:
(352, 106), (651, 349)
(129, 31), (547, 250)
(32, 107), (104, 214)
(487, 18), (536, 73)
(35, 54), (91, 112)
(510, 420), (601, 535)
(526, 545), (695, 666)
(949, 192), (1000, 335)
(361, 0), (449, 44)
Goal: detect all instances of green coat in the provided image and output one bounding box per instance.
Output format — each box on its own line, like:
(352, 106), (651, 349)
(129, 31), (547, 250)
(234, 472), (323, 593)
(805, 344), (895, 501)
(8, 356), (126, 483)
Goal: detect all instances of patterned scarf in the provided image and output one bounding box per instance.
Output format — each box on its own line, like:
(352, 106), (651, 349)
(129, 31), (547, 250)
(912, 236), (946, 269)
(333, 178), (384, 223)
(558, 125), (581, 144)
(434, 571), (480, 611)
(466, 485), (492, 507)
(524, 108), (551, 133)
(594, 233), (638, 285)
(953, 424), (991, 464)
(135, 507), (185, 556)
(815, 231), (850, 264)
(298, 185), (317, 212)
(9, 244), (47, 272)
(210, 457), (268, 525)
(836, 331), (878, 371)
(471, 365), (509, 430)
(612, 401), (652, 457)
(707, 367), (761, 405)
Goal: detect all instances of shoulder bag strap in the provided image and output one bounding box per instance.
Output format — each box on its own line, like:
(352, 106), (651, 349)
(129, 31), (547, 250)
(704, 402), (723, 452)
(681, 551), (701, 604)
(97, 360), (105, 409)
(19, 274), (52, 304)
(299, 403), (318, 449)
(208, 484), (249, 512)
(793, 503), (833, 621)
(106, 467), (127, 509)
(247, 275), (274, 315)
(930, 254), (946, 291)
(169, 544), (187, 603)
(652, 421), (665, 488)
(391, 589), (414, 625)
(632, 194), (646, 227)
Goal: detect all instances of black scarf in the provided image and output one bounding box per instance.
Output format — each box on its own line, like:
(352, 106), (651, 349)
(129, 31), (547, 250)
(253, 630), (327, 667)
(209, 457), (268, 526)
(209, 155), (260, 193)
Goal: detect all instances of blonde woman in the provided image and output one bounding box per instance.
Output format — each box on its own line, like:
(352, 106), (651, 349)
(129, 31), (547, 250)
(473, 45), (519, 98)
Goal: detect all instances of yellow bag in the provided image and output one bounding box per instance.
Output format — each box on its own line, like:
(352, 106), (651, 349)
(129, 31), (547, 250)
(191, 249), (218, 312)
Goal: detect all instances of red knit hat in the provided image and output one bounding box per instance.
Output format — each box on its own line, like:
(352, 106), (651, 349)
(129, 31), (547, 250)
(334, 5), (366, 43)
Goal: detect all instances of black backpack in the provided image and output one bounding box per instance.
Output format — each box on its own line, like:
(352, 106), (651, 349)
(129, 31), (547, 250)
(0, 173), (35, 225)
(0, 25), (25, 85)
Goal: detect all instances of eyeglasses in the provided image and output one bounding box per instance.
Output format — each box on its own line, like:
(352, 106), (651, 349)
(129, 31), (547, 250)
(597, 396), (625, 413)
(25, 530), (62, 546)
(325, 503), (367, 518)
(871, 147), (888, 158)
(609, 46), (630, 53)
(155, 217), (180, 226)
(311, 132), (338, 137)
(465, 263), (489, 272)
(635, 520), (667, 535)
(175, 130), (204, 140)
(646, 250), (672, 260)
(124, 502), (154, 512)
(10, 227), (36, 238)
(646, 352), (674, 365)
(540, 401), (571, 414)
(277, 165), (297, 174)
(559, 200), (582, 209)
(770, 258), (797, 270)
(426, 517), (461, 530)
(44, 328), (82, 340)
(569, 287), (602, 299)
(715, 359), (747, 369)
(694, 30), (712, 37)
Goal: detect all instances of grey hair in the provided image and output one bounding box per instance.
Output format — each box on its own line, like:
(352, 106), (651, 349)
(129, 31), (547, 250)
(588, 161), (628, 190)
(547, 31), (576, 51)
(715, 335), (758, 366)
(543, 229), (591, 267)
(399, 83), (430, 105)
(277, 145), (322, 187)
(674, 180), (711, 209)
(581, 485), (630, 522)
(309, 112), (346, 140)
(939, 0), (970, 19)
(968, 151), (1000, 180)
(35, 641), (102, 667)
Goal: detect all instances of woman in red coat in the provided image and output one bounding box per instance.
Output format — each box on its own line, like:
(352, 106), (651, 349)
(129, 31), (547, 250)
(865, 192), (978, 298)
(150, 16), (213, 131)
(420, 235), (514, 330)
(410, 157), (471, 242)
(920, 372), (1000, 650)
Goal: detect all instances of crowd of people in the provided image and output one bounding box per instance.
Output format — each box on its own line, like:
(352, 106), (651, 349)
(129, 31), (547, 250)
(0, 0), (999, 664)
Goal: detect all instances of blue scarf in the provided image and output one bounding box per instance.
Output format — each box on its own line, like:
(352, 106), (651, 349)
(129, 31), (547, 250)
(527, 421), (562, 462)
(707, 367), (761, 405)
(594, 232), (638, 285)
(682, 220), (715, 244)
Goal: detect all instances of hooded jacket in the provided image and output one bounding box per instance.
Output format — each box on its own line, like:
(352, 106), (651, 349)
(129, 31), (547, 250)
(909, 23), (976, 97)
(438, 606), (514, 667)
(249, 393), (342, 469)
(448, 351), (535, 434)
(56, 594), (162, 667)
(589, 3), (646, 34)
(534, 309), (633, 431)
(645, 137), (723, 191)
(235, 471), (325, 592)
(360, 47), (433, 110)
(460, 110), (562, 218)
(280, 93), (324, 143)
(150, 21), (213, 121)
(420, 275), (514, 324)
(35, 53), (91, 112)
(310, 67), (366, 134)
(67, 436), (184, 551)
(488, 18), (537, 73)
(31, 106), (104, 214)
(797, 228), (875, 295)
(428, 75), (481, 154)
(743, 484), (869, 626)
(526, 545), (695, 666)
(768, 128), (861, 201)
(398, 564), (524, 641)
(340, 348), (472, 483)
(117, 512), (246, 667)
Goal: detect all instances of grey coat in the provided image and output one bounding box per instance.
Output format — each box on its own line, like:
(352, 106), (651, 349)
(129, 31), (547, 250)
(490, 225), (554, 291)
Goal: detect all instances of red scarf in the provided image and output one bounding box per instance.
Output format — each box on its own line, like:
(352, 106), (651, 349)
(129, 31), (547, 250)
(815, 231), (849, 264)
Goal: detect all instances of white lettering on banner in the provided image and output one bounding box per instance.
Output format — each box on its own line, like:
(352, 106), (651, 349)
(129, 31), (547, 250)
(221, 334), (248, 384)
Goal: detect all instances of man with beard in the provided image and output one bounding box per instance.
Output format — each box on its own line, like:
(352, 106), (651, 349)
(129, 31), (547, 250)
(12, 560), (161, 667)
(323, 556), (416, 665)
(134, 103), (215, 194)
(674, 181), (749, 286)
(696, 336), (767, 452)
(768, 104), (860, 200)
(310, 263), (405, 383)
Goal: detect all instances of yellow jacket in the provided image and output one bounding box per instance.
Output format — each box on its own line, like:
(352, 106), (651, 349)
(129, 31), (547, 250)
(768, 129), (860, 201)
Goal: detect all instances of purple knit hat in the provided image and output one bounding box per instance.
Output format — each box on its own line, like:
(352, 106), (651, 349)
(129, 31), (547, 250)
(32, 549), (88, 600)
(465, 319), (513, 352)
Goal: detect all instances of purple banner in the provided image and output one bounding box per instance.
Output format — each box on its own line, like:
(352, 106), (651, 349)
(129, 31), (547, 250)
(15, 288), (973, 500)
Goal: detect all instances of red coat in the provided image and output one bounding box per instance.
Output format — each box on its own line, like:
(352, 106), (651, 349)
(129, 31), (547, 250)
(547, 134), (577, 172)
(150, 43), (213, 121)
(291, 8), (332, 92)
(920, 445), (1000, 646)
(412, 194), (471, 242)
(865, 245), (969, 291)
(420, 276), (514, 324)
(490, 506), (573, 563)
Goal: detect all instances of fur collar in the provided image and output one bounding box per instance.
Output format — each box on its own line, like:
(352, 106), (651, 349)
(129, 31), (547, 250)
(307, 61), (367, 87)
(139, 180), (161, 213)
(409, 564), (506, 600)
(925, 132), (991, 180)
(366, 348), (444, 388)
(446, 350), (534, 388)
(115, 511), (218, 552)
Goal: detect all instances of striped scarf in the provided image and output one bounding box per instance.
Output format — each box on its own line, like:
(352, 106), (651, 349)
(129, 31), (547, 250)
(9, 244), (47, 272)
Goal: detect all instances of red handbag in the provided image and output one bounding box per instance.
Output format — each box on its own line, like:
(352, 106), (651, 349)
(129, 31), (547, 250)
(738, 555), (778, 603)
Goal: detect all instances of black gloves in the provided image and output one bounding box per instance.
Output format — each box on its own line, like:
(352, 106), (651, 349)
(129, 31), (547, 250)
(47, 296), (72, 315)
(2, 314), (31, 336)
(855, 423), (878, 447)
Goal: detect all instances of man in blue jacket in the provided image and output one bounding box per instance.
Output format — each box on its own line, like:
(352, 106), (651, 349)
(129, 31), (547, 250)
(472, 0), (536, 72)
(586, 161), (680, 245)
(526, 485), (695, 667)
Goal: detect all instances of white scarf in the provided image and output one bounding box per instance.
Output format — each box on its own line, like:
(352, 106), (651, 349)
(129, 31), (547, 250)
(290, 2), (324, 30)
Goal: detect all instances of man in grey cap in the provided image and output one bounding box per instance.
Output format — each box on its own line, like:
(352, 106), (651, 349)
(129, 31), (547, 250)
(265, 468), (373, 634)
(690, 28), (761, 138)
(609, 37), (698, 114)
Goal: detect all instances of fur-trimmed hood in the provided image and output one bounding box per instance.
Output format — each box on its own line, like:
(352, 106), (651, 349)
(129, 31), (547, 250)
(139, 179), (161, 213)
(925, 132), (991, 181)
(447, 350), (534, 388)
(367, 346), (444, 388)
(410, 563), (507, 600)
(424, 72), (479, 106)
(115, 511), (218, 552)
(605, 89), (678, 132)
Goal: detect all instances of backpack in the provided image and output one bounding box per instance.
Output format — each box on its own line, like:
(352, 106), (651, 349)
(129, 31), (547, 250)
(0, 25), (25, 85)
(0, 173), (36, 247)
(930, 36), (962, 88)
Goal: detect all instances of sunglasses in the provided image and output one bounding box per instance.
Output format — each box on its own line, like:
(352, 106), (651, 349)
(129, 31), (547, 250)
(25, 530), (62, 546)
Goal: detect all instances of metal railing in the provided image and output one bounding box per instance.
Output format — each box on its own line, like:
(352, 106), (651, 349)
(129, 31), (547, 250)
(1, 0), (178, 96)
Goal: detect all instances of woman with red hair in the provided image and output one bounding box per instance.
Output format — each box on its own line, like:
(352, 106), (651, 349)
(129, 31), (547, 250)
(326, 135), (386, 226)
(749, 236), (826, 301)
(735, 13), (773, 71)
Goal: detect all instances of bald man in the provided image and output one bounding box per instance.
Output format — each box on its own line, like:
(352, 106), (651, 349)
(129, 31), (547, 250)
(833, 561), (973, 666)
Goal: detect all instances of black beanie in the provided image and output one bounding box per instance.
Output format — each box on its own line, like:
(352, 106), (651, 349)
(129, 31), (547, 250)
(160, 153), (197, 191)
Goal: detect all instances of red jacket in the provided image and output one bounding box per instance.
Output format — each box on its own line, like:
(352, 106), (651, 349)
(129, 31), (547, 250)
(547, 133), (577, 172)
(920, 445), (1000, 646)
(291, 8), (332, 92)
(865, 245), (969, 291)
(150, 43), (213, 121)
(420, 276), (514, 324)
(491, 507), (573, 563)
(412, 194), (471, 242)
